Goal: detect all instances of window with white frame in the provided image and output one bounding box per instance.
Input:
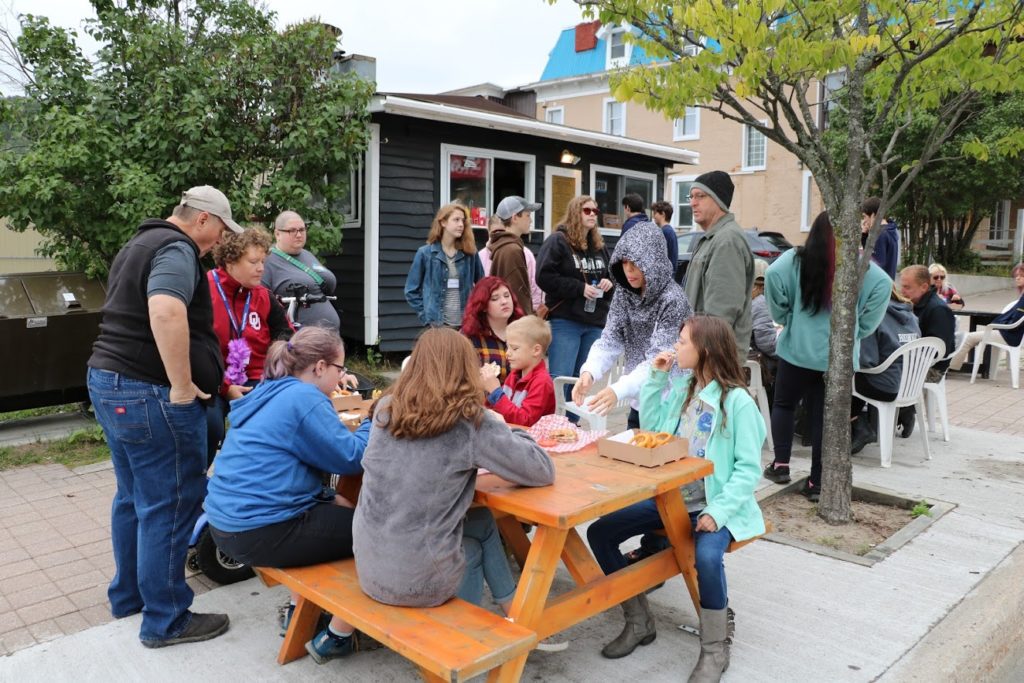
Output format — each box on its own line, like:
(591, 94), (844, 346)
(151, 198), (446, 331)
(990, 199), (1010, 241)
(441, 144), (536, 230)
(590, 164), (656, 234)
(604, 99), (625, 136)
(607, 29), (629, 67)
(681, 30), (702, 56)
(742, 122), (767, 170)
(545, 106), (564, 125)
(671, 177), (696, 230)
(312, 161), (363, 228)
(672, 107), (700, 141)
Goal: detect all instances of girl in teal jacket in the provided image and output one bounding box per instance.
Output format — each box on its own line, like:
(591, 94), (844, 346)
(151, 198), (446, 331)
(586, 315), (765, 683)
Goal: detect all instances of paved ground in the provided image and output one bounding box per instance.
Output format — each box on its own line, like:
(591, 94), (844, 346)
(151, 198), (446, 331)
(1, 284), (1021, 679)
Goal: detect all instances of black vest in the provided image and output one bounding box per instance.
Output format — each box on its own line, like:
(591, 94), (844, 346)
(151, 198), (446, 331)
(88, 219), (223, 395)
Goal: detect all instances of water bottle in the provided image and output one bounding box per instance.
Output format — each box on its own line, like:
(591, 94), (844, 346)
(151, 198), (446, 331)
(584, 279), (598, 313)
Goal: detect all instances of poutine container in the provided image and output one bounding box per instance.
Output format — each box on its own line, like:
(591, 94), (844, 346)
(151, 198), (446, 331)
(331, 392), (363, 412)
(597, 429), (688, 467)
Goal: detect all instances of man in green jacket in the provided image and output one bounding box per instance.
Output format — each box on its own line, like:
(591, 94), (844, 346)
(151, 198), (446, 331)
(683, 171), (754, 363)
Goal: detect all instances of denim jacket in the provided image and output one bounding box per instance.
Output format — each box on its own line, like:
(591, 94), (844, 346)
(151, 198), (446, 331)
(639, 371), (766, 541)
(404, 243), (484, 326)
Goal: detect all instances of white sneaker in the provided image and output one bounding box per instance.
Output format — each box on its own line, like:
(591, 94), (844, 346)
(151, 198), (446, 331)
(536, 637), (569, 652)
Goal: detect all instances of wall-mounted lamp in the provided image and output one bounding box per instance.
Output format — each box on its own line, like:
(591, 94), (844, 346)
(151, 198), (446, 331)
(560, 149), (581, 165)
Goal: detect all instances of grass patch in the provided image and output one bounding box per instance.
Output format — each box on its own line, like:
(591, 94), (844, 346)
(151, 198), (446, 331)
(0, 425), (110, 472)
(910, 501), (932, 518)
(0, 403), (84, 424)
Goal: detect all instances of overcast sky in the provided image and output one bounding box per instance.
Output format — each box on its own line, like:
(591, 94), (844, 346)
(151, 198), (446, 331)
(2, 0), (587, 93)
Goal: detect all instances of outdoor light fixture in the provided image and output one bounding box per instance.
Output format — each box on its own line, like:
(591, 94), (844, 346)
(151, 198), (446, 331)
(560, 149), (581, 165)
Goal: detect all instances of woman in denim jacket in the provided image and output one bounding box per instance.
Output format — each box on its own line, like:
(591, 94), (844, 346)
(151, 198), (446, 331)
(405, 203), (484, 327)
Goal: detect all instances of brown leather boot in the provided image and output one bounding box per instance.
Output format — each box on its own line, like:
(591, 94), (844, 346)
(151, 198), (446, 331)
(600, 594), (656, 659)
(687, 607), (729, 683)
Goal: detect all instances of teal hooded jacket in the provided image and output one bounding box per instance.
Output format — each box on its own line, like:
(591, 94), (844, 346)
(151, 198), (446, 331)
(639, 370), (766, 542)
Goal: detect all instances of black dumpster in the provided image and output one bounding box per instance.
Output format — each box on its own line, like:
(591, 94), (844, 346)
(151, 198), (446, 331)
(0, 272), (107, 412)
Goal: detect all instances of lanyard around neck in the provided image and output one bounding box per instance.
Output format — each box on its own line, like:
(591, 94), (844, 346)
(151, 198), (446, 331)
(213, 270), (251, 339)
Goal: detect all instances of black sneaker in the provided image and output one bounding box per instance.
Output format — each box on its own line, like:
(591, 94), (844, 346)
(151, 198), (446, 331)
(799, 480), (820, 502)
(141, 612), (230, 648)
(763, 463), (791, 484)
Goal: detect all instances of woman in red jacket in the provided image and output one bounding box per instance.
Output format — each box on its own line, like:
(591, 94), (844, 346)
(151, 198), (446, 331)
(206, 228), (294, 467)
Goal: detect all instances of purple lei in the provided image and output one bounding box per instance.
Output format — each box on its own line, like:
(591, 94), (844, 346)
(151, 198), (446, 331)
(225, 338), (251, 386)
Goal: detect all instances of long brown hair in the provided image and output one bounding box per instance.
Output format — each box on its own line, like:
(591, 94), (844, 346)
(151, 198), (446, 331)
(426, 202), (477, 255)
(557, 195), (604, 252)
(679, 315), (748, 431)
(375, 327), (484, 439)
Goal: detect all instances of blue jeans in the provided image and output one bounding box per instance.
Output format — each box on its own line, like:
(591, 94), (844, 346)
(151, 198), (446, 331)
(548, 318), (603, 420)
(586, 500), (733, 610)
(457, 508), (516, 606)
(88, 368), (208, 641)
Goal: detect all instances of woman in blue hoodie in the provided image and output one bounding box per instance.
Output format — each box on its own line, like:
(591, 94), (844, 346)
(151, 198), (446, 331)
(205, 326), (371, 663)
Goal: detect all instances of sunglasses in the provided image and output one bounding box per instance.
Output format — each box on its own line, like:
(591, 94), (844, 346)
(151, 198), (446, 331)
(581, 207), (599, 216)
(932, 275), (946, 280)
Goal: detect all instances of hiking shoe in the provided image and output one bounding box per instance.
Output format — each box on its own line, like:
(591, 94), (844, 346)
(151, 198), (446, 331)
(536, 637), (570, 652)
(762, 463), (791, 484)
(141, 612), (229, 648)
(799, 480), (820, 502)
(306, 628), (355, 664)
(280, 604), (330, 638)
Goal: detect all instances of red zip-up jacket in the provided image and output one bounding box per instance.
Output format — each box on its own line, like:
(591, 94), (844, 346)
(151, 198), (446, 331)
(485, 359), (555, 427)
(207, 267), (293, 396)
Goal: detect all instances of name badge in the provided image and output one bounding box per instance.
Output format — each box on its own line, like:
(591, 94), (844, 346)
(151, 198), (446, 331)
(447, 278), (459, 289)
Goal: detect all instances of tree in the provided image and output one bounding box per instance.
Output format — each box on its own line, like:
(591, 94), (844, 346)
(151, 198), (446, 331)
(567, 0), (1024, 522)
(0, 0), (373, 276)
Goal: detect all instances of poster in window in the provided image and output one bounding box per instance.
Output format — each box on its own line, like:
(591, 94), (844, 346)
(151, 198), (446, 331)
(550, 175), (577, 227)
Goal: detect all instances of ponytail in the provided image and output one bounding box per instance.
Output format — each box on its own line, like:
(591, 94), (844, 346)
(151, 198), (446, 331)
(264, 326), (343, 379)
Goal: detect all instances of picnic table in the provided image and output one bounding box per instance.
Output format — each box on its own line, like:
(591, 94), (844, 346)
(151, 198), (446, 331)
(953, 308), (1000, 378)
(475, 443), (712, 680)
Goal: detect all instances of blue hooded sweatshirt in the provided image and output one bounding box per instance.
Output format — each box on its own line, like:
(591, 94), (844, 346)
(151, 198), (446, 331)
(205, 376), (370, 532)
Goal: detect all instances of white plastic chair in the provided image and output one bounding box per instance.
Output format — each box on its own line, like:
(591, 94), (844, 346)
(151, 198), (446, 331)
(744, 359), (773, 452)
(852, 337), (945, 468)
(969, 314), (1024, 390)
(922, 351), (953, 442)
(553, 358), (627, 431)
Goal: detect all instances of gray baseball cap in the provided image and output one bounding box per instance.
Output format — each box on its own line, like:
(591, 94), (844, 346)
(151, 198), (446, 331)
(495, 196), (542, 220)
(179, 186), (244, 233)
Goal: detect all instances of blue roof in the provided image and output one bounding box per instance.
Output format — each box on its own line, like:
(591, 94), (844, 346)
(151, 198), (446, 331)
(539, 26), (661, 82)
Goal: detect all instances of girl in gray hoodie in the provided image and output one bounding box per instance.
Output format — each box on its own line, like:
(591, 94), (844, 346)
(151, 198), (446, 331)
(353, 328), (554, 612)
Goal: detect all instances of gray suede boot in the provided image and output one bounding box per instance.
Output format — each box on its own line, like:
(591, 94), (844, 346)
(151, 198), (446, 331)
(687, 607), (730, 683)
(600, 594), (656, 659)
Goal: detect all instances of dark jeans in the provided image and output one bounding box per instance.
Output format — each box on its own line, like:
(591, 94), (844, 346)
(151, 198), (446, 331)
(627, 407), (640, 430)
(850, 374), (898, 417)
(587, 501), (733, 610)
(209, 502), (355, 568)
(88, 368), (207, 642)
(770, 359), (825, 487)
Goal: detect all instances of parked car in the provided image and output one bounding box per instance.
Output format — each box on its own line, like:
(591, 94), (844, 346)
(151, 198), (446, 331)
(674, 229), (783, 284)
(756, 230), (795, 253)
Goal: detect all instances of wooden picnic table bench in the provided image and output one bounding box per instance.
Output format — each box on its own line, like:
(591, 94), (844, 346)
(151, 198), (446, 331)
(256, 559), (536, 682)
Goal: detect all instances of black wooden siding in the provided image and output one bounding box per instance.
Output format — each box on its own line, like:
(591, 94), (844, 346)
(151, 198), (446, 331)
(353, 113), (669, 353)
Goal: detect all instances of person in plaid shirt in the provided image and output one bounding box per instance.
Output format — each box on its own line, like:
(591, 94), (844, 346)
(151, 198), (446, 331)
(459, 276), (524, 383)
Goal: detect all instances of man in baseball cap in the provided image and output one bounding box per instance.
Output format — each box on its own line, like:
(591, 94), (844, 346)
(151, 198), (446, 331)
(490, 196), (542, 314)
(179, 185), (244, 234)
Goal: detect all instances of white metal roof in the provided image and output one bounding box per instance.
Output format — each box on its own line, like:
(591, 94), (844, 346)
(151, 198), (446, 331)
(369, 95), (698, 166)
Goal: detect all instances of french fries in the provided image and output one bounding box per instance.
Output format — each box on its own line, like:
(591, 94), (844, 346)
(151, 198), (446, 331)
(629, 431), (673, 449)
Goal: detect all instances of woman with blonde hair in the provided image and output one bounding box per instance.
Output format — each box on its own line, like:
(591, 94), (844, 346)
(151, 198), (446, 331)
(353, 328), (554, 619)
(927, 263), (964, 309)
(405, 203), (484, 327)
(537, 195), (614, 413)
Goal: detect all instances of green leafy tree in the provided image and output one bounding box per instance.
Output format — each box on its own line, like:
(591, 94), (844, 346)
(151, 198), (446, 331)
(566, 0), (1024, 522)
(0, 0), (373, 276)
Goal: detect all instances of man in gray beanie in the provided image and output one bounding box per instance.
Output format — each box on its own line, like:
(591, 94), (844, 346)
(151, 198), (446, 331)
(683, 170), (754, 362)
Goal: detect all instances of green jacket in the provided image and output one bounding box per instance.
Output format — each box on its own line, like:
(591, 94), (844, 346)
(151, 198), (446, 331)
(639, 370), (765, 541)
(764, 249), (892, 372)
(683, 213), (754, 362)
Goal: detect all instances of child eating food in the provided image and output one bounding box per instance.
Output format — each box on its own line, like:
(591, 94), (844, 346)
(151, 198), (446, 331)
(480, 315), (556, 427)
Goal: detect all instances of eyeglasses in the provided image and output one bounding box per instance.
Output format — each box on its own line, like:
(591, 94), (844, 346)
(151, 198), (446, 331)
(581, 207), (599, 216)
(278, 227), (307, 235)
(329, 363), (347, 373)
(688, 192), (709, 202)
(932, 275), (946, 280)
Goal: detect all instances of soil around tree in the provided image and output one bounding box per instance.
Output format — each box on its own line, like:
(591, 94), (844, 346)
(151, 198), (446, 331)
(760, 490), (919, 557)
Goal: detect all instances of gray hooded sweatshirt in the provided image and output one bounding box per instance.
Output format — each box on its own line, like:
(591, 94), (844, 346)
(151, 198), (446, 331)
(858, 300), (921, 394)
(352, 399), (554, 607)
(580, 222), (693, 407)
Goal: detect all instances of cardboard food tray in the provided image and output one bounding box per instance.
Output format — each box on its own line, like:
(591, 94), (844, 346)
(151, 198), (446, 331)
(597, 429), (688, 467)
(331, 393), (363, 411)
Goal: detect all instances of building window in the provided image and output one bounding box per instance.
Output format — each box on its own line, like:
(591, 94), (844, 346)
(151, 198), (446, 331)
(990, 199), (1010, 241)
(590, 164), (656, 235)
(441, 144), (536, 230)
(608, 28), (629, 66)
(312, 161), (362, 228)
(800, 170), (814, 232)
(604, 99), (625, 136)
(681, 31), (702, 56)
(672, 177), (696, 230)
(742, 123), (767, 171)
(672, 107), (700, 141)
(545, 107), (564, 125)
